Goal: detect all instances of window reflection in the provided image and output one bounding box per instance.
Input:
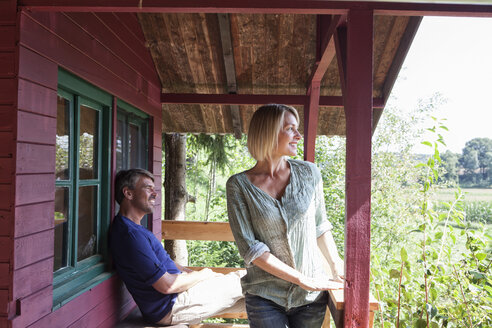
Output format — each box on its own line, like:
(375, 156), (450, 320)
(79, 105), (99, 180)
(78, 185), (97, 261)
(54, 186), (69, 271)
(56, 96), (70, 180)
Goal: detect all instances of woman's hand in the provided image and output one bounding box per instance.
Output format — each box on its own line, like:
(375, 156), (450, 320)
(297, 275), (344, 291)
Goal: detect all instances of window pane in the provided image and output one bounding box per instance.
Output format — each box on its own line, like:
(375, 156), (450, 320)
(54, 187), (69, 271)
(56, 96), (70, 180)
(79, 105), (99, 180)
(129, 123), (140, 168)
(116, 118), (125, 172)
(78, 186), (98, 261)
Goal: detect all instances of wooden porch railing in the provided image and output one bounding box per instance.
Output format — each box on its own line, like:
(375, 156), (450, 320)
(162, 220), (379, 328)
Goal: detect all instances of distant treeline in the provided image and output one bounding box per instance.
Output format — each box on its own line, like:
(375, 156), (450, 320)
(416, 137), (492, 188)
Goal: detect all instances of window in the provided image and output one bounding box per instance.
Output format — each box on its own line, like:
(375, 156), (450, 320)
(53, 70), (112, 308)
(115, 100), (150, 225)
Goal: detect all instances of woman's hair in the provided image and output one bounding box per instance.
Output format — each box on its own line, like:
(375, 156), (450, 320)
(114, 168), (154, 204)
(247, 104), (299, 161)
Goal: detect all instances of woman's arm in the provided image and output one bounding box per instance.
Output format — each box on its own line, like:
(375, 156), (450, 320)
(252, 252), (343, 291)
(317, 231), (344, 282)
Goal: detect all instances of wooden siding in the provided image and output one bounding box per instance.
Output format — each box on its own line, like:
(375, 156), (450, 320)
(0, 5), (163, 327)
(0, 1), (18, 325)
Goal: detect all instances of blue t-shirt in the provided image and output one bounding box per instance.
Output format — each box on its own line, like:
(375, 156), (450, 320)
(109, 214), (180, 323)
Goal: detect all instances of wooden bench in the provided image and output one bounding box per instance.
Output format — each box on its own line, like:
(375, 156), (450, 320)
(163, 220), (379, 328)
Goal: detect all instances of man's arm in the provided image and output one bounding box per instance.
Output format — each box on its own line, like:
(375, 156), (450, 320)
(173, 262), (193, 273)
(152, 268), (220, 294)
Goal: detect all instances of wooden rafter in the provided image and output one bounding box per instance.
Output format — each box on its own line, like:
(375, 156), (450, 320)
(161, 93), (385, 108)
(18, 0), (492, 17)
(217, 13), (242, 139)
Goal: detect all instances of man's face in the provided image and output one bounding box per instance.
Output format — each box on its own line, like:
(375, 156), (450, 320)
(128, 176), (157, 215)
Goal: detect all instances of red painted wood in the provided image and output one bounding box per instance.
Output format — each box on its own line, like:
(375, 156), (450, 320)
(66, 284), (133, 328)
(30, 276), (129, 327)
(0, 132), (14, 158)
(334, 24), (347, 97)
(15, 174), (54, 206)
(303, 81), (320, 163)
(0, 53), (15, 78)
(0, 237), (11, 262)
(113, 12), (157, 67)
(96, 299), (136, 328)
(18, 46), (58, 90)
(20, 12), (161, 117)
(0, 289), (8, 316)
(0, 106), (14, 132)
(17, 0), (492, 16)
(0, 79), (17, 105)
(95, 12), (160, 84)
(0, 158), (13, 184)
(65, 12), (158, 84)
(153, 146), (162, 167)
(0, 185), (12, 210)
(13, 229), (54, 270)
(26, 11), (159, 101)
(14, 202), (54, 238)
(344, 9), (373, 328)
(11, 285), (52, 328)
(0, 0), (16, 23)
(0, 210), (11, 237)
(0, 263), (9, 288)
(16, 110), (56, 145)
(18, 80), (57, 118)
(16, 144), (55, 174)
(0, 26), (17, 51)
(12, 258), (52, 300)
(161, 93), (385, 108)
(308, 15), (339, 85)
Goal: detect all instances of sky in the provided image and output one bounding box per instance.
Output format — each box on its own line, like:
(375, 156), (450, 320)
(386, 16), (492, 154)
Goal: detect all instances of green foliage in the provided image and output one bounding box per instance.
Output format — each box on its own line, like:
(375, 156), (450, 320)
(370, 107), (492, 327)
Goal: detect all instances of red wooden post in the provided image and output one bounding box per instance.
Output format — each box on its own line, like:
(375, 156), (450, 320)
(344, 9), (373, 328)
(303, 81), (320, 162)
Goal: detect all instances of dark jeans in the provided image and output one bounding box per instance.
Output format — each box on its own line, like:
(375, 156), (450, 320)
(245, 292), (328, 328)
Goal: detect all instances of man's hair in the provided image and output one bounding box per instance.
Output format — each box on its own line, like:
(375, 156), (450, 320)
(247, 104), (299, 161)
(115, 168), (154, 204)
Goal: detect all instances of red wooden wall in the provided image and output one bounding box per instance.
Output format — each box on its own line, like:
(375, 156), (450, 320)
(0, 0), (19, 326)
(0, 1), (163, 326)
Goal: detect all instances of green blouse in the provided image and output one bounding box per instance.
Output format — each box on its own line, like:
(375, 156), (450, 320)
(226, 159), (333, 309)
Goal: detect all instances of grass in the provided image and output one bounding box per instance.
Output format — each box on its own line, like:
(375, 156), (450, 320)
(433, 187), (492, 202)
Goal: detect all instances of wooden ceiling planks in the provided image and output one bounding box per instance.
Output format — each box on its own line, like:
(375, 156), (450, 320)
(137, 12), (419, 135)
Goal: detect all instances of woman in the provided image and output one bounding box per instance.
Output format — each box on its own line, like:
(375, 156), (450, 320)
(226, 104), (344, 328)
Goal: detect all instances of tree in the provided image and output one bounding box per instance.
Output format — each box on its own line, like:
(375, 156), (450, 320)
(440, 150), (459, 183)
(461, 137), (492, 178)
(164, 133), (189, 264)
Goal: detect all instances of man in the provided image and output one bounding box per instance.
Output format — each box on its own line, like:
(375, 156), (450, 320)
(110, 169), (244, 325)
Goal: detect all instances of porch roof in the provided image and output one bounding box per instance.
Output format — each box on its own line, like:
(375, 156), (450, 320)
(140, 13), (418, 136)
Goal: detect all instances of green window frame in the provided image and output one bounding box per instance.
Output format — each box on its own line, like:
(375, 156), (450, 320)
(53, 69), (112, 309)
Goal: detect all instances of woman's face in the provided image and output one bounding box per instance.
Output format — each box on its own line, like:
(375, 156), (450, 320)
(273, 111), (302, 158)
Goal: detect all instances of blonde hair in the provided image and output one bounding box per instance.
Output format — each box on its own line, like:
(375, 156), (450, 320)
(247, 104), (299, 161)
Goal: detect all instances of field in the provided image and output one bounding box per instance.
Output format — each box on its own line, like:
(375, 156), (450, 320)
(433, 187), (492, 202)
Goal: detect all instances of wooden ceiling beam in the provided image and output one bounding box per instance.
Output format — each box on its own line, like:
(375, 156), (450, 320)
(217, 13), (242, 139)
(308, 15), (340, 86)
(18, 0), (492, 17)
(161, 93), (385, 108)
